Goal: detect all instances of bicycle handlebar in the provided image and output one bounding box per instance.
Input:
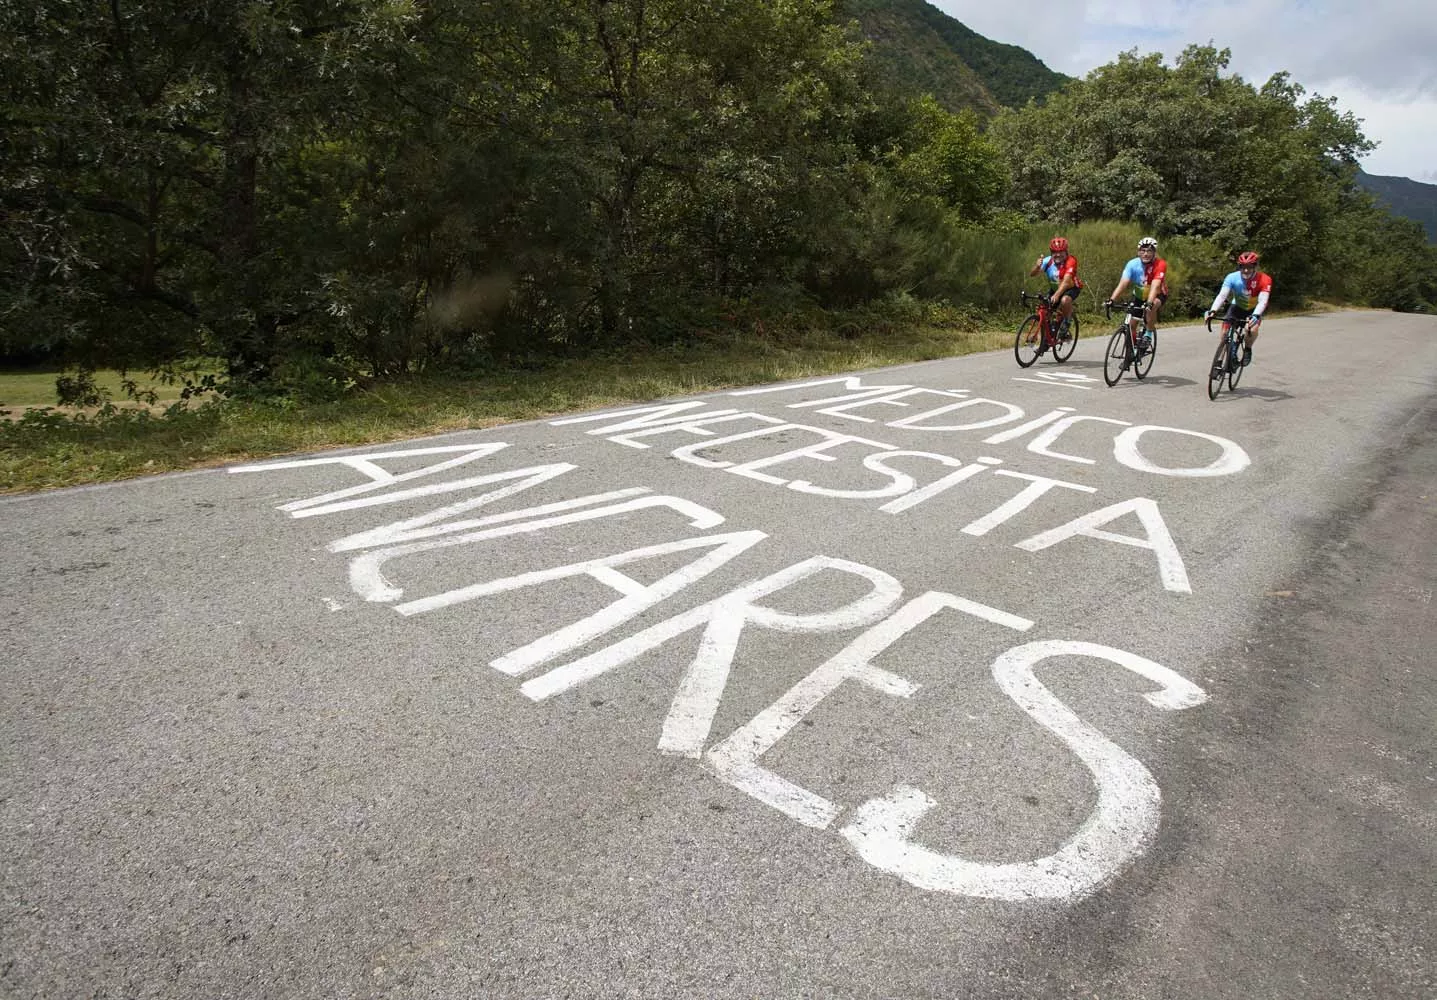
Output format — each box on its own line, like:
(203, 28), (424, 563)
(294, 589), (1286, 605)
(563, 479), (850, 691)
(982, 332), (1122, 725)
(1206, 313), (1247, 334)
(1020, 290), (1052, 306)
(1104, 299), (1147, 321)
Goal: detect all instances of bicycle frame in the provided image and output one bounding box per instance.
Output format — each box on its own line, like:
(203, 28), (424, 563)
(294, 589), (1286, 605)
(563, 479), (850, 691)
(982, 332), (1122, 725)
(1020, 291), (1058, 346)
(1205, 313), (1250, 398)
(1015, 290), (1079, 369)
(1207, 313), (1249, 362)
(1105, 300), (1149, 349)
(1101, 299), (1155, 386)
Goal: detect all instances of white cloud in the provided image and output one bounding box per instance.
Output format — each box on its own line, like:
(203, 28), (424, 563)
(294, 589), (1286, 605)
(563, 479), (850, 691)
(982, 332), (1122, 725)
(1327, 90), (1437, 182)
(930, 0), (1437, 182)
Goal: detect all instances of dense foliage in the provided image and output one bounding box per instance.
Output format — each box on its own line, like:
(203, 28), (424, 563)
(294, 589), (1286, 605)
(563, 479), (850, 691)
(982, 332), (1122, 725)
(987, 46), (1437, 313)
(2, 3), (1432, 397)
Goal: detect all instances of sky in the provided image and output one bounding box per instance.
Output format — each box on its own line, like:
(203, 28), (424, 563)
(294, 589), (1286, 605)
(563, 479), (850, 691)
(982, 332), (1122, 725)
(931, 0), (1437, 184)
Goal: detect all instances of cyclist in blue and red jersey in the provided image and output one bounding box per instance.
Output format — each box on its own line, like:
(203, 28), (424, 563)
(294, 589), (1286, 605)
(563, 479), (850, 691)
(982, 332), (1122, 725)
(1206, 251), (1272, 367)
(1028, 236), (1083, 349)
(1105, 236), (1168, 351)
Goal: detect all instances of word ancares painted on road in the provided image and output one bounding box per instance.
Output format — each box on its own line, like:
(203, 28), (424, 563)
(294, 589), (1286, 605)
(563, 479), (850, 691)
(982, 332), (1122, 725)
(231, 377), (1241, 902)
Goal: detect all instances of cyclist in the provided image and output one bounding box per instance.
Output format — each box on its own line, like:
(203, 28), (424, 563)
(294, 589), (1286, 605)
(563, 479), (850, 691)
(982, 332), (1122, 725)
(1206, 251), (1271, 367)
(1028, 237), (1083, 350)
(1104, 236), (1168, 354)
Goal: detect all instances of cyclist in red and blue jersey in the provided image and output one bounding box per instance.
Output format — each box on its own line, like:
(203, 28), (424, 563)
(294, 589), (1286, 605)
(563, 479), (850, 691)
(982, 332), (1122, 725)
(1028, 237), (1083, 348)
(1206, 251), (1272, 367)
(1105, 236), (1168, 351)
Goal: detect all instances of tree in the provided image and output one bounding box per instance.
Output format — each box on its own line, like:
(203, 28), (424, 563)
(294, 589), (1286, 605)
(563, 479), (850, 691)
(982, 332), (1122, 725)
(1, 0), (420, 383)
(987, 45), (1379, 299)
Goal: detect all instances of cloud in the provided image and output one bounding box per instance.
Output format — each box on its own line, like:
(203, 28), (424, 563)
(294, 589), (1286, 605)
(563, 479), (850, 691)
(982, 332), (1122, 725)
(1325, 91), (1437, 181)
(1166, 0), (1437, 99)
(930, 0), (1437, 181)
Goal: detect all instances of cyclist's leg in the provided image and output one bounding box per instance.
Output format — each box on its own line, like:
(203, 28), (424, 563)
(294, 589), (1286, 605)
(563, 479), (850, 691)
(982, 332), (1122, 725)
(1244, 312), (1261, 351)
(1221, 305), (1248, 365)
(1230, 306), (1255, 364)
(1057, 287), (1078, 334)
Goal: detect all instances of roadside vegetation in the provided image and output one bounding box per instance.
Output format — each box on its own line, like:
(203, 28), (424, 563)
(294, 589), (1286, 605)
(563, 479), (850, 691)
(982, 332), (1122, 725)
(3, 1), (1433, 493)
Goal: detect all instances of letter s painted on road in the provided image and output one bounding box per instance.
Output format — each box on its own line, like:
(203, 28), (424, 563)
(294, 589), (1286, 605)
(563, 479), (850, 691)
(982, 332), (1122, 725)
(839, 640), (1207, 901)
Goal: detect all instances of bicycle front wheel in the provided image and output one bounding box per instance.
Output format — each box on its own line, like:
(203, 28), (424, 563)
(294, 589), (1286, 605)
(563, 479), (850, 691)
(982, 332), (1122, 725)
(1134, 328), (1156, 379)
(1103, 327), (1128, 386)
(1228, 336), (1245, 390)
(1207, 340), (1228, 400)
(1053, 315), (1079, 362)
(1014, 315), (1042, 368)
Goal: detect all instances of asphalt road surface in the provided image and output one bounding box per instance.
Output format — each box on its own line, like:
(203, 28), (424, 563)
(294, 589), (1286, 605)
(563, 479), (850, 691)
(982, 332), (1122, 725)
(3, 310), (1434, 1000)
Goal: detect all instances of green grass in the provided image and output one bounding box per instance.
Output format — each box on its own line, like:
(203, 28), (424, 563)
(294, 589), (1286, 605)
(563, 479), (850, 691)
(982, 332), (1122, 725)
(0, 320), (1017, 494)
(0, 368), (189, 408)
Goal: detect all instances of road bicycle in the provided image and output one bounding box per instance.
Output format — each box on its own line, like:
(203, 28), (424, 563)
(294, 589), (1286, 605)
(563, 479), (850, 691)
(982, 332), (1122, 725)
(1102, 299), (1156, 386)
(1014, 291), (1079, 368)
(1206, 312), (1250, 399)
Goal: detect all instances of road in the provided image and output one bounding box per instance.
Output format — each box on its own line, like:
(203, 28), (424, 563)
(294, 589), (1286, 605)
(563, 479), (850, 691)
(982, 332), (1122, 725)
(3, 310), (1434, 999)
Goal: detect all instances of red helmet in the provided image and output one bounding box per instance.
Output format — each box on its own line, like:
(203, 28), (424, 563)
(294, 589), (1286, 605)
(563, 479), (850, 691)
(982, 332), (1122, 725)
(1049, 237), (1068, 253)
(1237, 251), (1259, 266)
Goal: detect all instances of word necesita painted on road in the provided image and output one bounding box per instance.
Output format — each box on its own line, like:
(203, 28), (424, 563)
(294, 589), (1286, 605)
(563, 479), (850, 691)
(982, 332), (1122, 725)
(232, 384), (1236, 902)
(544, 375), (1252, 594)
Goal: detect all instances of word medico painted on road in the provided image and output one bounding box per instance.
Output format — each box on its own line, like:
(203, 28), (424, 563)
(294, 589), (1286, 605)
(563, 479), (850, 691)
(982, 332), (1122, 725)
(232, 376), (1247, 908)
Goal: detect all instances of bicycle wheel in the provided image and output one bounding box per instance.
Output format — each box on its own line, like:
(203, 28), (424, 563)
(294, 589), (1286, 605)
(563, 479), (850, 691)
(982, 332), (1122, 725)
(1207, 340), (1228, 400)
(1053, 314), (1079, 362)
(1014, 315), (1042, 368)
(1103, 327), (1129, 386)
(1228, 334), (1245, 390)
(1134, 327), (1156, 379)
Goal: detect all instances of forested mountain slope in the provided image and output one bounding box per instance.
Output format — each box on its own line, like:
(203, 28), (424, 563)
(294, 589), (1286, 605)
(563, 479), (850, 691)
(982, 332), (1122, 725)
(840, 0), (1068, 112)
(1356, 170), (1437, 243)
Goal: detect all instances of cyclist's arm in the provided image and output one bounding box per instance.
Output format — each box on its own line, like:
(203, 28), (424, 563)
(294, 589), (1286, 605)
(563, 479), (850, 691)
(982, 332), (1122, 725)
(1108, 277), (1131, 302)
(1029, 255), (1048, 277)
(1052, 273), (1074, 297)
(1251, 290), (1270, 321)
(1251, 275), (1272, 319)
(1209, 285), (1231, 315)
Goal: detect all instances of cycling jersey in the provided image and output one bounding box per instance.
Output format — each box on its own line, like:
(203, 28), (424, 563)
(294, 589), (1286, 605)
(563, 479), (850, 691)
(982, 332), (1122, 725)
(1038, 254), (1083, 289)
(1120, 256), (1168, 298)
(1210, 270), (1272, 315)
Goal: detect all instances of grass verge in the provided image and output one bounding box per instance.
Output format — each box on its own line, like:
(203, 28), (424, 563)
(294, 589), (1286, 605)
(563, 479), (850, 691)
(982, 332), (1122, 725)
(1, 320), (1014, 494)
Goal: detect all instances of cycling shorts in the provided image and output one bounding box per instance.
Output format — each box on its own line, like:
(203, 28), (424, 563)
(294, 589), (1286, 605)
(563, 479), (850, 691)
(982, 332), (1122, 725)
(1223, 303), (1255, 323)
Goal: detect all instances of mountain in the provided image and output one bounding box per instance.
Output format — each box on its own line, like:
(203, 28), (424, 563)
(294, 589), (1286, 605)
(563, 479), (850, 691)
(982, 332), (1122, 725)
(841, 0), (1069, 114)
(1356, 170), (1437, 243)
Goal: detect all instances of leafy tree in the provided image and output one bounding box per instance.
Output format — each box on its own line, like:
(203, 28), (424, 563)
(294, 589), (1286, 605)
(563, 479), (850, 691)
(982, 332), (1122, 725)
(1, 0), (421, 385)
(986, 46), (1392, 303)
(801, 94), (1010, 304)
